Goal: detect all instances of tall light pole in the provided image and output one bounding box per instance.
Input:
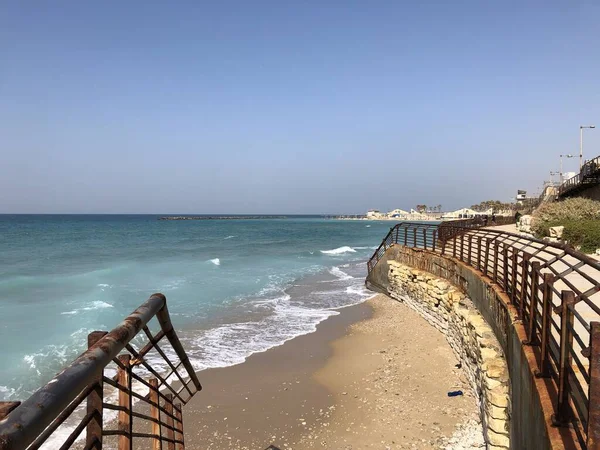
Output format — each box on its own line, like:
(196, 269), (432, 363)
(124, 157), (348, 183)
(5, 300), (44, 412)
(580, 125), (596, 170)
(559, 154), (574, 183)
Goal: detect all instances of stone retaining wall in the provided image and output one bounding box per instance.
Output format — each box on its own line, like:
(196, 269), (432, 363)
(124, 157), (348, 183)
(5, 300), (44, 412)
(387, 261), (510, 450)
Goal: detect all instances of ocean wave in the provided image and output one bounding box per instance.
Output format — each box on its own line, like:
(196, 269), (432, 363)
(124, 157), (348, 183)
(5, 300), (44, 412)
(224, 235), (235, 240)
(329, 266), (354, 280)
(366, 225), (371, 227)
(60, 301), (113, 316)
(209, 258), (221, 266)
(187, 302), (337, 371)
(320, 246), (356, 255)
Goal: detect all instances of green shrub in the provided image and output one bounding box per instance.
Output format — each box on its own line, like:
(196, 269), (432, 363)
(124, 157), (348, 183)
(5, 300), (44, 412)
(562, 220), (600, 253)
(532, 219), (600, 253)
(531, 198), (600, 236)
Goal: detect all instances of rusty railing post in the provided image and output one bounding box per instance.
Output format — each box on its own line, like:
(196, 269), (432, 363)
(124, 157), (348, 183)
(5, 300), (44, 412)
(460, 234), (464, 261)
(423, 228), (427, 249)
(493, 241), (499, 283)
(432, 229), (437, 252)
(511, 250), (518, 304)
(503, 245), (509, 295)
(525, 261), (541, 345)
(519, 253), (530, 319)
(413, 227), (417, 248)
(536, 274), (554, 379)
(149, 378), (162, 450)
(483, 238), (490, 276)
(164, 394), (176, 450)
(476, 236), (481, 270)
(553, 290), (575, 426)
(404, 227), (408, 246)
(395, 226), (399, 244)
(453, 233), (457, 258)
(174, 404), (185, 450)
(587, 322), (600, 448)
(87, 331), (108, 449)
(117, 355), (132, 450)
(467, 234), (472, 265)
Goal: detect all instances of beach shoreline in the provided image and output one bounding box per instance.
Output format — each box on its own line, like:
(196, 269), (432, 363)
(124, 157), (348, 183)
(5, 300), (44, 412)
(184, 294), (483, 449)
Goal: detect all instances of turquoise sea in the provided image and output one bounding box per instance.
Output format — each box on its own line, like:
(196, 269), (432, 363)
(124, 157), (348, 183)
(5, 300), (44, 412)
(0, 215), (393, 402)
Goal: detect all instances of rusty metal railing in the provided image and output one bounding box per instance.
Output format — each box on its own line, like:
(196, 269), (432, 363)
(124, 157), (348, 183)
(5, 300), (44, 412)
(0, 293), (201, 450)
(367, 222), (600, 449)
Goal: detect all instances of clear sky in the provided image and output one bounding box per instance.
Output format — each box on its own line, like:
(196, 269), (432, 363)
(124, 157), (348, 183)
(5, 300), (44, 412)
(1, 1), (599, 214)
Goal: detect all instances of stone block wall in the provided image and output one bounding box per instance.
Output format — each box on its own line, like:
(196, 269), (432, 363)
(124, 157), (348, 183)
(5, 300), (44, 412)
(387, 261), (510, 450)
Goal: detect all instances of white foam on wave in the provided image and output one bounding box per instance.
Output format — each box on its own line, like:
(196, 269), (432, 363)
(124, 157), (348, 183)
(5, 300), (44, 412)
(187, 300), (337, 371)
(329, 266), (354, 280)
(224, 235), (235, 240)
(209, 258), (221, 266)
(320, 246), (356, 255)
(84, 301), (113, 310)
(0, 385), (16, 398)
(61, 301), (113, 316)
(366, 225), (371, 227)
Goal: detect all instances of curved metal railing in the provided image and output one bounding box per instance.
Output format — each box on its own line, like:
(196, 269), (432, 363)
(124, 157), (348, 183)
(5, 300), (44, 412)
(0, 293), (201, 450)
(367, 221), (600, 449)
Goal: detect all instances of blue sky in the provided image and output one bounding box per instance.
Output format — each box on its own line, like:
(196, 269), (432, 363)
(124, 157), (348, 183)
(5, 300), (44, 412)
(1, 1), (599, 213)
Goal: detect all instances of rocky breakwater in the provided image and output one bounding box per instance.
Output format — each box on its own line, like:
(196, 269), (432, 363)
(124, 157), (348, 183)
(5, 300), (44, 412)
(386, 261), (510, 450)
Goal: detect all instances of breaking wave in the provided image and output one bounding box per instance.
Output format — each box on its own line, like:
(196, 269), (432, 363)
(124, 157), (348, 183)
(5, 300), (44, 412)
(320, 246), (356, 255)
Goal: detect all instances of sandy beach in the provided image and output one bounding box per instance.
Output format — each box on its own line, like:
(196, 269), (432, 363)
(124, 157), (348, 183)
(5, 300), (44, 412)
(184, 294), (483, 449)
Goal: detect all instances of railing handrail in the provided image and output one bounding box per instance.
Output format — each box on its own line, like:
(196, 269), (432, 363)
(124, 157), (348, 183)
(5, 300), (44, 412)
(367, 221), (600, 448)
(558, 154), (600, 197)
(0, 293), (201, 450)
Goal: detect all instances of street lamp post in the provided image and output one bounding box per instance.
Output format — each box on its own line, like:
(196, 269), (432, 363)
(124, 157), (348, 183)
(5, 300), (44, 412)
(559, 154), (574, 184)
(580, 125), (596, 170)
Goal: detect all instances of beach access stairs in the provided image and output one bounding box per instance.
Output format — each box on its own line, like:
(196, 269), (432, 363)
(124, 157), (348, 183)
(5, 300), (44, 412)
(0, 293), (201, 450)
(366, 219), (600, 449)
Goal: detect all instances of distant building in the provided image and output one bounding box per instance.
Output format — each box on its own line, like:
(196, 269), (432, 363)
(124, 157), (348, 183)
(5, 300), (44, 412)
(367, 209), (382, 219)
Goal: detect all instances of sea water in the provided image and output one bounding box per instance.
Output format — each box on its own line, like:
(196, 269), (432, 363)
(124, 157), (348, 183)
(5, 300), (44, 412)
(0, 215), (394, 402)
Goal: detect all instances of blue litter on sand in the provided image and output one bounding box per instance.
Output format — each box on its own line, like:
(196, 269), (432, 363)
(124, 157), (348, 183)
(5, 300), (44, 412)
(447, 390), (463, 397)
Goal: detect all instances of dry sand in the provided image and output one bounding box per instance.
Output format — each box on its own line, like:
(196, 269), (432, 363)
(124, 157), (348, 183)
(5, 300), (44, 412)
(184, 295), (483, 450)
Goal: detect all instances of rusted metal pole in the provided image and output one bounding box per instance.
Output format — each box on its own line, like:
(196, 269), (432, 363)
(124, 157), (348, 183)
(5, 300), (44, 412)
(395, 226), (399, 244)
(476, 237), (482, 270)
(117, 355), (132, 450)
(432, 229), (437, 252)
(503, 246), (509, 295)
(460, 234), (464, 261)
(164, 394), (175, 450)
(404, 227), (408, 246)
(536, 274), (554, 379)
(493, 241), (499, 283)
(519, 254), (530, 319)
(87, 331), (108, 450)
(554, 290), (575, 426)
(413, 227), (417, 248)
(174, 404), (184, 450)
(511, 250), (518, 304)
(423, 228), (427, 250)
(467, 234), (472, 265)
(587, 322), (600, 449)
(484, 238), (490, 276)
(526, 262), (541, 345)
(453, 233), (457, 258)
(149, 378), (161, 450)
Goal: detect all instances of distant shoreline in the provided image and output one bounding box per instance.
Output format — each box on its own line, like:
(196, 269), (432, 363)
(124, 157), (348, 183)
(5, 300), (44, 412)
(158, 215), (289, 220)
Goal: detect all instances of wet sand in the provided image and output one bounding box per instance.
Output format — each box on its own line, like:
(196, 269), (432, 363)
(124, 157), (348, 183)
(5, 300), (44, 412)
(184, 295), (482, 449)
